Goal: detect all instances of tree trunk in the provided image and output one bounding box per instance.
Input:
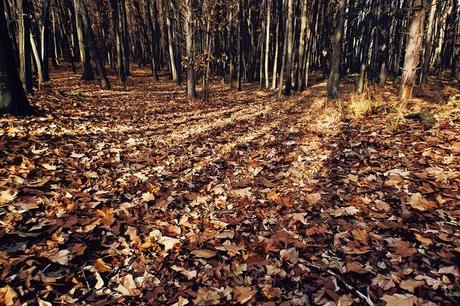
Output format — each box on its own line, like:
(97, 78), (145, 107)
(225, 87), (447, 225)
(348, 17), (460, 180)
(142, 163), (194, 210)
(264, 0), (270, 89)
(400, 0), (428, 101)
(18, 0), (33, 93)
(163, 0), (178, 83)
(40, 0), (50, 81)
(185, 0), (195, 98)
(420, 0), (437, 85)
(237, 0), (243, 91)
(0, 0), (32, 114)
(327, 0), (346, 98)
(73, 0), (94, 80)
(78, 0), (111, 89)
(145, 0), (158, 80)
(296, 0), (308, 91)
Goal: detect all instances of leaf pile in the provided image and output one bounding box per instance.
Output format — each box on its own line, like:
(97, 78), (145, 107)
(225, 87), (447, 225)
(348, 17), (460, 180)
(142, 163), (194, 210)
(0, 69), (459, 305)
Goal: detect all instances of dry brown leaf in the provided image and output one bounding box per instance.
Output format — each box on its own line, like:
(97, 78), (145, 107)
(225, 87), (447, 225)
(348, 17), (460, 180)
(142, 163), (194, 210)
(233, 286), (256, 304)
(94, 258), (112, 273)
(191, 249), (217, 258)
(48, 249), (72, 266)
(305, 193), (321, 205)
(0, 286), (18, 306)
(408, 193), (437, 211)
(158, 236), (181, 252)
(374, 199), (391, 212)
(399, 279), (425, 293)
(414, 233), (433, 245)
(0, 189), (17, 205)
(352, 228), (369, 245)
(381, 293), (417, 306)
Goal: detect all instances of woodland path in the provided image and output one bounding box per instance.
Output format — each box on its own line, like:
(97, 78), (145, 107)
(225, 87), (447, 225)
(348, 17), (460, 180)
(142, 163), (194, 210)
(0, 68), (459, 305)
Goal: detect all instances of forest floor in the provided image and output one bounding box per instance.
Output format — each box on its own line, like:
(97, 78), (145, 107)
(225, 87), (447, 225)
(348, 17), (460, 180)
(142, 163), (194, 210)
(0, 67), (459, 306)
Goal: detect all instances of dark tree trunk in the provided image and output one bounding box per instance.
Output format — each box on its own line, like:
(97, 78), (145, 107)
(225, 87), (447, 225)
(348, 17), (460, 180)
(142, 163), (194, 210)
(327, 0), (346, 98)
(184, 0), (195, 98)
(18, 0), (33, 93)
(0, 0), (32, 115)
(77, 0), (111, 89)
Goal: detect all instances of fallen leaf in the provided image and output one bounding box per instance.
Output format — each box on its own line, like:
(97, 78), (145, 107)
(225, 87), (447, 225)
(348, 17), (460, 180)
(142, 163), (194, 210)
(399, 279), (424, 293)
(0, 286), (18, 306)
(381, 293), (417, 306)
(191, 249), (217, 258)
(94, 258), (112, 273)
(408, 193), (437, 211)
(0, 189), (17, 205)
(414, 233), (433, 245)
(48, 249), (72, 266)
(305, 193), (321, 205)
(158, 236), (181, 252)
(233, 286), (256, 304)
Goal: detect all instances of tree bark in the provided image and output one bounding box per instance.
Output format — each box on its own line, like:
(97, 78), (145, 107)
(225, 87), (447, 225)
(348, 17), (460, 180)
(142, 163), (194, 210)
(73, 0), (94, 80)
(77, 0), (111, 89)
(264, 0), (271, 89)
(0, 0), (32, 114)
(400, 0), (428, 101)
(420, 0), (437, 85)
(18, 0), (33, 93)
(185, 0), (195, 98)
(327, 0), (346, 99)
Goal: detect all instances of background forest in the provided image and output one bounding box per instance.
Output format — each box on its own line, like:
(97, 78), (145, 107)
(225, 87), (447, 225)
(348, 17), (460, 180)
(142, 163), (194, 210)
(0, 0), (459, 113)
(0, 0), (459, 305)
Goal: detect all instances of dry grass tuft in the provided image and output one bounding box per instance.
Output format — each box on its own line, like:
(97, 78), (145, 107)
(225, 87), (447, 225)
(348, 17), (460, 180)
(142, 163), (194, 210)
(348, 93), (373, 118)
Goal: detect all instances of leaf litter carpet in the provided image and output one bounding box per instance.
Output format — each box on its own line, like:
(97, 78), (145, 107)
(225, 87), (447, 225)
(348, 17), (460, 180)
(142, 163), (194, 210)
(0, 69), (459, 305)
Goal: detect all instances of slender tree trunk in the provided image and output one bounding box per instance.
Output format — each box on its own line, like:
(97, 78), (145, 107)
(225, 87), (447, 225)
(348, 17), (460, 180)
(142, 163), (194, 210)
(145, 0), (158, 80)
(271, 10), (279, 90)
(30, 32), (45, 86)
(0, 0), (32, 114)
(283, 0), (294, 96)
(185, 0), (195, 98)
(296, 0), (308, 91)
(163, 0), (178, 83)
(73, 0), (93, 80)
(78, 0), (111, 89)
(18, 0), (33, 93)
(420, 0), (437, 85)
(41, 0), (50, 81)
(237, 0), (243, 91)
(264, 0), (270, 89)
(327, 0), (346, 98)
(400, 0), (428, 100)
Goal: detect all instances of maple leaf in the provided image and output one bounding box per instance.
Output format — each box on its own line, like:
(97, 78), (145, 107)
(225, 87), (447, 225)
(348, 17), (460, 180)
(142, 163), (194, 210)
(381, 293), (417, 306)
